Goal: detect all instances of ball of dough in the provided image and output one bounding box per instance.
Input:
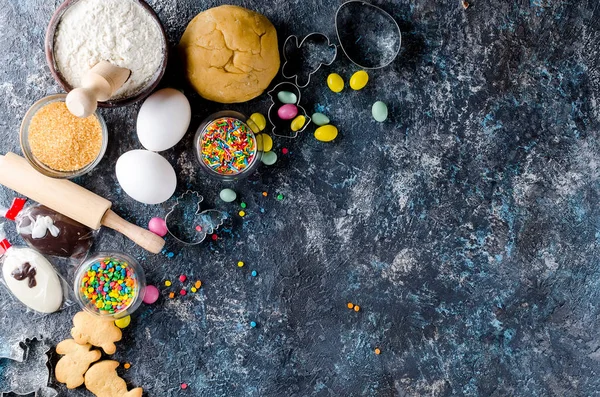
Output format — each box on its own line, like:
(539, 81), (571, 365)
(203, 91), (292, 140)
(179, 5), (280, 103)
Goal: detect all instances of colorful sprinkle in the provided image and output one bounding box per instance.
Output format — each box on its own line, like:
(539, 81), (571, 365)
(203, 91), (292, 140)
(240, 202), (247, 209)
(181, 383), (188, 390)
(195, 280), (202, 289)
(354, 305), (361, 312)
(251, 270), (257, 277)
(237, 261), (245, 268)
(179, 275), (187, 282)
(211, 234), (218, 241)
(199, 117), (257, 175)
(262, 191), (268, 197)
(191, 287), (197, 293)
(180, 289), (187, 296)
(250, 321), (257, 328)
(124, 363), (131, 369)
(374, 348), (381, 355)
(78, 257), (139, 315)
(239, 210), (246, 217)
(347, 302), (354, 309)
(169, 292), (175, 299)
(276, 194), (284, 201)
(282, 148), (289, 155)
(165, 280), (172, 287)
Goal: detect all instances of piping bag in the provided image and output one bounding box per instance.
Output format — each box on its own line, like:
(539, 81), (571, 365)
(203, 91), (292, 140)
(0, 153), (165, 254)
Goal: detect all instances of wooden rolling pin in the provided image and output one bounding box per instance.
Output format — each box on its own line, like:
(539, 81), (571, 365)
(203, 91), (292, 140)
(66, 61), (131, 118)
(0, 153), (165, 254)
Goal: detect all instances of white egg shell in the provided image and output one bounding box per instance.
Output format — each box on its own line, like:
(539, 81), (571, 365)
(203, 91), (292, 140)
(116, 150), (177, 205)
(137, 88), (191, 152)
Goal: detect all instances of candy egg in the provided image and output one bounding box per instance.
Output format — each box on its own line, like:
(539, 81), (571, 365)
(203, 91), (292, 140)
(314, 125), (338, 142)
(115, 315), (131, 329)
(137, 88), (191, 152)
(219, 188), (237, 202)
(372, 101), (388, 122)
(278, 104), (298, 120)
(261, 151), (277, 165)
(246, 119), (260, 133)
(148, 217), (168, 236)
(261, 134), (273, 152)
(116, 150), (177, 205)
(312, 113), (330, 126)
(277, 91), (298, 104)
(350, 70), (369, 90)
(143, 285), (160, 304)
(327, 73), (344, 93)
(249, 113), (267, 131)
(291, 115), (306, 132)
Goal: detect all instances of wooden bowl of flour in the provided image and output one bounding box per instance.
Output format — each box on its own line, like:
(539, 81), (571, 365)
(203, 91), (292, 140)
(45, 0), (168, 108)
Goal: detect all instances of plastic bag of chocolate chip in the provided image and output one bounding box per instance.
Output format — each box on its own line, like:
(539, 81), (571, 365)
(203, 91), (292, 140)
(1, 198), (95, 261)
(0, 223), (73, 315)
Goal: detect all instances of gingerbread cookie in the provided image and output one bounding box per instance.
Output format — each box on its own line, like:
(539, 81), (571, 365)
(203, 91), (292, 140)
(55, 339), (101, 389)
(71, 311), (122, 354)
(85, 360), (143, 397)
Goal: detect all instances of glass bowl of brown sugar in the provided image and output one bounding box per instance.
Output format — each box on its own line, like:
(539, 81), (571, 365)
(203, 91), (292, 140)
(20, 94), (108, 179)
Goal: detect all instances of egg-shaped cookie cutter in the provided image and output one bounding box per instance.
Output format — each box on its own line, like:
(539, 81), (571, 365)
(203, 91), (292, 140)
(267, 82), (312, 139)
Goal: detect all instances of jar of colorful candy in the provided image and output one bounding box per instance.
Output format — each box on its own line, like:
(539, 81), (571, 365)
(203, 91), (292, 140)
(194, 111), (263, 181)
(74, 252), (146, 319)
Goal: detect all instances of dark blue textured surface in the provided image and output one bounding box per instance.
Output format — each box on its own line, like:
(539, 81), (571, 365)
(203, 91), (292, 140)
(1, 0), (600, 396)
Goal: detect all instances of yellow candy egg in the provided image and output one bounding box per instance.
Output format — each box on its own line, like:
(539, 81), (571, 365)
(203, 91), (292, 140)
(327, 73), (344, 93)
(256, 134), (263, 150)
(291, 115), (306, 132)
(249, 113), (267, 131)
(246, 119), (260, 133)
(350, 70), (369, 90)
(261, 134), (273, 151)
(314, 125), (338, 142)
(115, 315), (131, 329)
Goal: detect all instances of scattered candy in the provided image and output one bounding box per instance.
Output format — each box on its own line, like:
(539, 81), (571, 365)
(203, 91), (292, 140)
(181, 383), (188, 390)
(261, 151), (277, 166)
(291, 115), (306, 132)
(115, 315), (131, 329)
(262, 191), (268, 197)
(277, 104), (298, 120)
(219, 188), (237, 203)
(191, 287), (197, 293)
(195, 280), (202, 289)
(312, 113), (330, 126)
(347, 302), (354, 309)
(239, 210), (246, 217)
(237, 261), (245, 268)
(374, 348), (381, 355)
(179, 275), (187, 282)
(199, 117), (257, 175)
(249, 113), (267, 131)
(148, 217), (168, 237)
(169, 292), (175, 299)
(251, 270), (257, 277)
(180, 289), (186, 296)
(350, 70), (369, 90)
(277, 91), (298, 104)
(327, 73), (344, 93)
(260, 134), (273, 152)
(79, 257), (140, 315)
(211, 234), (218, 241)
(314, 125), (338, 142)
(282, 148), (289, 155)
(240, 202), (247, 209)
(165, 280), (172, 287)
(276, 194), (284, 201)
(354, 305), (361, 312)
(143, 285), (160, 304)
(250, 321), (257, 328)
(372, 101), (388, 122)
(124, 363), (131, 369)
(167, 252), (175, 258)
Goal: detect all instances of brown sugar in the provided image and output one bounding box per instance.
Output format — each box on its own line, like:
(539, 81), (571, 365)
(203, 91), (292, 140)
(27, 101), (103, 172)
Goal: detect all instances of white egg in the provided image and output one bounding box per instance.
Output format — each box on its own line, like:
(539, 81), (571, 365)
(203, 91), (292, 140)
(137, 88), (191, 152)
(116, 150), (177, 205)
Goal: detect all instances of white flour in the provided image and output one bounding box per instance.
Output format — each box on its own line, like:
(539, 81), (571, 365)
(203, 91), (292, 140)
(53, 0), (165, 99)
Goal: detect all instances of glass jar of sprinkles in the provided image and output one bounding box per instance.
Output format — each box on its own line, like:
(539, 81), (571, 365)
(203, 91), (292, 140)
(194, 111), (263, 181)
(74, 252), (146, 319)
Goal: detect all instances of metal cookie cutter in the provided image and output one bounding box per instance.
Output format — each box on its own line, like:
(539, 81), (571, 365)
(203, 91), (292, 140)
(0, 338), (57, 396)
(335, 1), (402, 69)
(267, 82), (312, 139)
(165, 191), (227, 245)
(282, 33), (338, 88)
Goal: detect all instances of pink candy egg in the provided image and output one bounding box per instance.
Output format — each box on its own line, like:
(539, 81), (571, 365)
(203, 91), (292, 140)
(278, 104), (298, 120)
(148, 217), (168, 236)
(143, 285), (160, 304)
